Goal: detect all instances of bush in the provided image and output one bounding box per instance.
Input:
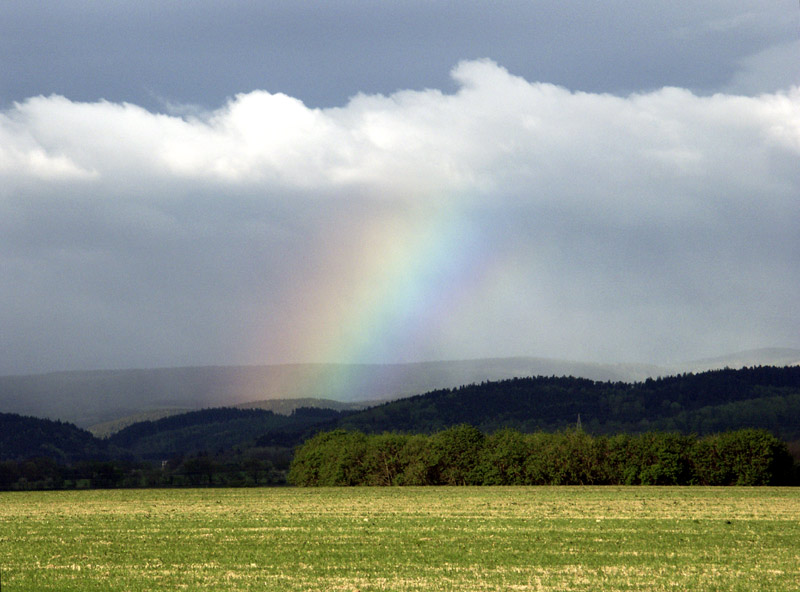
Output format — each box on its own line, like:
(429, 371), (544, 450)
(361, 433), (409, 486)
(288, 430), (368, 486)
(396, 434), (437, 485)
(478, 429), (530, 485)
(691, 429), (793, 485)
(430, 425), (485, 485)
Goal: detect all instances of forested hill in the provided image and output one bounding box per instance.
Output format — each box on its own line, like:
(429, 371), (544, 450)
(0, 412), (111, 463)
(4, 366), (799, 468)
(106, 406), (350, 460)
(333, 366), (800, 440)
(2, 349), (796, 428)
(3, 366), (800, 490)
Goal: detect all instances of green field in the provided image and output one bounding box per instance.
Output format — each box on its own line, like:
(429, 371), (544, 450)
(1, 487), (798, 591)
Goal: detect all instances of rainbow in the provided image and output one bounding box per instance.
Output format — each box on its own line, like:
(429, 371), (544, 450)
(252, 202), (497, 401)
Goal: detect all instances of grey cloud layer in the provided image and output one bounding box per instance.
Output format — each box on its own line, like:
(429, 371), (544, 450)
(1, 61), (798, 373)
(1, 1), (797, 111)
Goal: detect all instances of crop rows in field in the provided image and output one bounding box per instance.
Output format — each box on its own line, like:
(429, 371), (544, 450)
(1, 487), (799, 591)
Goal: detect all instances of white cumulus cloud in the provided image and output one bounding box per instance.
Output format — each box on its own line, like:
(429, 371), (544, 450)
(1, 60), (798, 373)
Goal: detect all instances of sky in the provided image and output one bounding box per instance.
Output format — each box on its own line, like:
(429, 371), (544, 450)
(1, 1), (799, 375)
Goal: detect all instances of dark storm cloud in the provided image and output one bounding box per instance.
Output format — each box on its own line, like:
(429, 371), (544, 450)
(0, 1), (798, 374)
(1, 59), (798, 374)
(1, 1), (796, 112)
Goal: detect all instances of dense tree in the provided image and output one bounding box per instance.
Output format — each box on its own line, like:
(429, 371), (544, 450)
(360, 432), (409, 486)
(477, 429), (529, 485)
(691, 429), (795, 485)
(287, 430), (368, 487)
(289, 427), (796, 487)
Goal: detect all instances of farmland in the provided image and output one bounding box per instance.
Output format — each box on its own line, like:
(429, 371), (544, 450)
(1, 487), (798, 591)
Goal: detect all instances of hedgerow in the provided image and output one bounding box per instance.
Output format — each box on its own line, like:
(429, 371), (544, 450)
(288, 426), (796, 486)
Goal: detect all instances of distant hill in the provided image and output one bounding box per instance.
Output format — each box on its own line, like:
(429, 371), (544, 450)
(4, 366), (799, 469)
(88, 365), (800, 462)
(0, 412), (110, 463)
(87, 408), (193, 438)
(671, 348), (800, 374)
(105, 406), (352, 460)
(331, 366), (800, 441)
(234, 397), (372, 415)
(87, 398), (370, 437)
(0, 405), (352, 465)
(1, 348), (797, 428)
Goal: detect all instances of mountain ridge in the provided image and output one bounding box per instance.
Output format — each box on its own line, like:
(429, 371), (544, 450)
(1, 348), (797, 429)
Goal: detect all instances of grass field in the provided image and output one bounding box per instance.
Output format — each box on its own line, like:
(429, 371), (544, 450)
(1, 487), (798, 591)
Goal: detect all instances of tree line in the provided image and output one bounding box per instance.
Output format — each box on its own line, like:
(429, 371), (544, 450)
(0, 446), (292, 491)
(288, 426), (797, 487)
